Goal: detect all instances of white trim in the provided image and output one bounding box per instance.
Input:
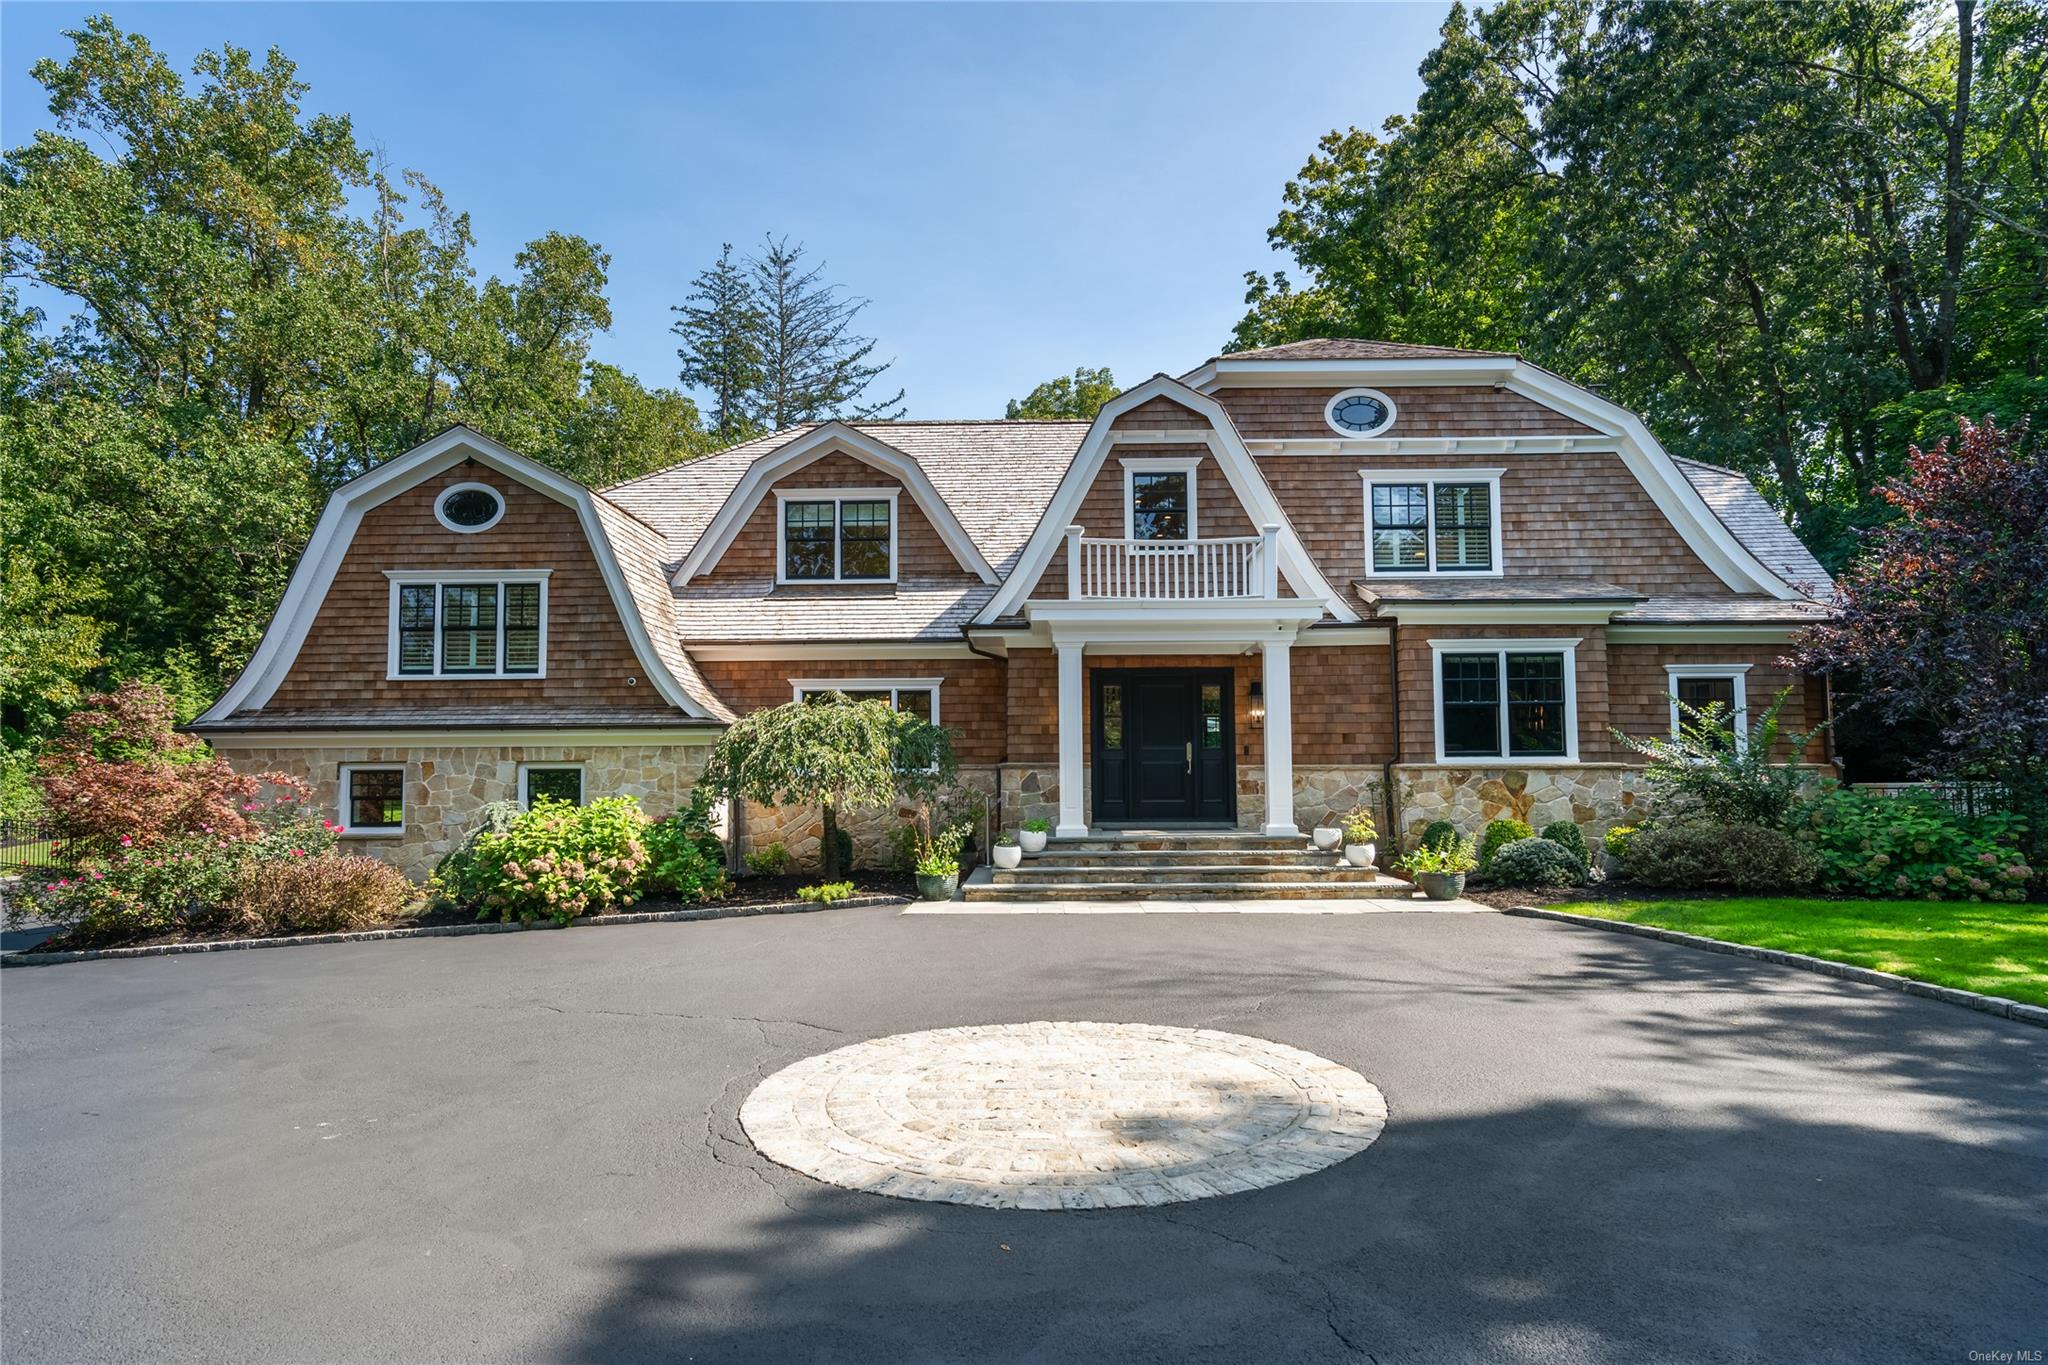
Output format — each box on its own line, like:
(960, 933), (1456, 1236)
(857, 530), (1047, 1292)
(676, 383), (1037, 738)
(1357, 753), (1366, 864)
(1324, 387), (1398, 438)
(1360, 467), (1505, 579)
(1298, 626), (1393, 647)
(433, 481), (506, 534)
(978, 374), (1358, 624)
(691, 641), (982, 661)
(1665, 663), (1752, 753)
(674, 424), (996, 586)
(205, 726), (721, 747)
(1608, 624), (1811, 644)
(1055, 642), (1086, 837)
(337, 763), (406, 836)
(1247, 435), (1608, 457)
(518, 762), (586, 808)
(789, 677), (942, 726)
(773, 487), (900, 585)
(1259, 636), (1298, 836)
(1119, 456), (1201, 541)
(1427, 637), (1582, 765)
(1372, 602), (1628, 626)
(195, 426), (715, 722)
(1185, 356), (1801, 598)
(384, 571), (550, 680)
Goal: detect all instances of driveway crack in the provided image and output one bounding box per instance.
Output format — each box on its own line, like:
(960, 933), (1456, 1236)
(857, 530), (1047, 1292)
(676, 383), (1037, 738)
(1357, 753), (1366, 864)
(1156, 1210), (1371, 1359)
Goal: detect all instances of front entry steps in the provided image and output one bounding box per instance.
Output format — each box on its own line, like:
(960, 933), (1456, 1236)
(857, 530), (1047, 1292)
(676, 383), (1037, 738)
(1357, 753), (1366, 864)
(962, 831), (1412, 902)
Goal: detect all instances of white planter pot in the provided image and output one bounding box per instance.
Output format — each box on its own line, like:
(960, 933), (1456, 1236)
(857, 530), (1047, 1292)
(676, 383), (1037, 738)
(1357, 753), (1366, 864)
(993, 844), (1023, 870)
(1019, 829), (1048, 855)
(1311, 826), (1343, 851)
(1344, 842), (1376, 868)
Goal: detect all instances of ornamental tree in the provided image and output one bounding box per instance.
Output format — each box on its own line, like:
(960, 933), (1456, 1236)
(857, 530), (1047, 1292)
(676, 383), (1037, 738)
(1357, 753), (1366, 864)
(698, 695), (957, 881)
(1796, 418), (2048, 868)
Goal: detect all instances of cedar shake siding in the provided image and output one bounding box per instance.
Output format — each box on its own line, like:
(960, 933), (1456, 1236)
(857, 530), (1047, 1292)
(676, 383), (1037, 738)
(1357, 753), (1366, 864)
(1395, 624), (1612, 764)
(1607, 642), (1829, 762)
(695, 451), (976, 587)
(266, 460), (677, 713)
(695, 656), (1007, 765)
(1215, 386), (1598, 441)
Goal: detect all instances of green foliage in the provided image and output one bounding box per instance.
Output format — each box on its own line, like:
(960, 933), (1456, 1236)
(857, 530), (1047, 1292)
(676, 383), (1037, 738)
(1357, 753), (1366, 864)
(744, 842), (792, 877)
(643, 801), (729, 903)
(797, 880), (856, 905)
(915, 823), (969, 878)
(1403, 835), (1477, 875)
(1614, 688), (1821, 828)
(830, 824), (855, 877)
(1418, 819), (1460, 853)
(0, 743), (45, 819)
(459, 796), (648, 925)
(1341, 805), (1378, 845)
(1795, 785), (2031, 902)
(1022, 817), (1051, 834)
(1621, 822), (1819, 892)
(1478, 818), (1533, 872)
(1539, 820), (1590, 874)
(887, 822), (921, 872)
(1603, 825), (1639, 860)
(1005, 366), (1119, 420)
(428, 801), (524, 907)
(1486, 837), (1587, 888)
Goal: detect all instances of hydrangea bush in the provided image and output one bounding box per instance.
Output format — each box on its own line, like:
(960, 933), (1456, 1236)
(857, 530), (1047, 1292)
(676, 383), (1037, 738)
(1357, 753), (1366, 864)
(1798, 786), (2031, 901)
(460, 796), (650, 924)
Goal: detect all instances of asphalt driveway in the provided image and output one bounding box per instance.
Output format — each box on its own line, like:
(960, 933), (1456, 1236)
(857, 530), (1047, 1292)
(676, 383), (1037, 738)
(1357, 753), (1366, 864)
(2, 905), (2042, 1364)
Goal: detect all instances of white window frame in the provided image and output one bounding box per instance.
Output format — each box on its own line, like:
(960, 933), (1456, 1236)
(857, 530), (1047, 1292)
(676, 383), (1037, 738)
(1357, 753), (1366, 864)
(774, 489), (899, 585)
(1361, 468), (1506, 578)
(789, 677), (942, 726)
(1325, 387), (1399, 438)
(337, 763), (406, 836)
(434, 481), (506, 534)
(1428, 637), (1581, 764)
(385, 570), (551, 680)
(1666, 663), (1752, 754)
(1120, 457), (1201, 541)
(517, 762), (587, 809)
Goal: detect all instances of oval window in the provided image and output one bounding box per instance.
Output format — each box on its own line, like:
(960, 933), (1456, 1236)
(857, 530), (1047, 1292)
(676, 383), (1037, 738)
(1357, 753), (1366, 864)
(1325, 388), (1397, 437)
(436, 483), (504, 532)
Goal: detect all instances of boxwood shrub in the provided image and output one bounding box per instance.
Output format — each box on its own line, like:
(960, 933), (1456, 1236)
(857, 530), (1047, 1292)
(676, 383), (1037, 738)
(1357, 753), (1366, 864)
(1487, 836), (1587, 888)
(1538, 820), (1591, 875)
(1478, 818), (1534, 872)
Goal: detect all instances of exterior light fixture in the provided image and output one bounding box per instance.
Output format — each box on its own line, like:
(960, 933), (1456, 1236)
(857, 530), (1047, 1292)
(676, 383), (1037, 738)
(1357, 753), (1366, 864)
(1249, 679), (1265, 721)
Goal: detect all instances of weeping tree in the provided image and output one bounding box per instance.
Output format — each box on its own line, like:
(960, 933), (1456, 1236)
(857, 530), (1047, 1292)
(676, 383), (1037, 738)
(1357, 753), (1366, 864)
(698, 695), (957, 881)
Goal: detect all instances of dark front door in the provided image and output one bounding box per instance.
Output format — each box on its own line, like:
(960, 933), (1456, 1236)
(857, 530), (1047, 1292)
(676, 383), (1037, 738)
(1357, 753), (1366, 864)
(1093, 669), (1234, 825)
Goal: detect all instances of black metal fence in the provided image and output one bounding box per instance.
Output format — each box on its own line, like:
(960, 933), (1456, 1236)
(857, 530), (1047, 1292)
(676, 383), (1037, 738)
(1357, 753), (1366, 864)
(0, 817), (71, 874)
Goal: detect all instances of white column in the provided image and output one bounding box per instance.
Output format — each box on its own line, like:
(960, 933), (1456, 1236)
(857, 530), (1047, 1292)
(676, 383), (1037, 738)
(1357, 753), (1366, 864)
(1259, 634), (1298, 837)
(1055, 640), (1088, 838)
(1259, 523), (1280, 599)
(1065, 524), (1085, 600)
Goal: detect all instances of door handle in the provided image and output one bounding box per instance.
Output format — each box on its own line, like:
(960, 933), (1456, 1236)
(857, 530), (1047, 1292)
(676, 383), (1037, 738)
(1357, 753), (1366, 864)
(1186, 740), (1193, 774)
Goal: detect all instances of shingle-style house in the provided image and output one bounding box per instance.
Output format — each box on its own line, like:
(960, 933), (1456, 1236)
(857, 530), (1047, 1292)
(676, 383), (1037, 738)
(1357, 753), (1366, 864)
(193, 340), (1833, 892)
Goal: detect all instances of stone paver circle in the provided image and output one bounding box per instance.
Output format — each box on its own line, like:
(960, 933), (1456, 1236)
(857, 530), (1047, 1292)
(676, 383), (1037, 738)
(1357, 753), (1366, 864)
(738, 1020), (1388, 1209)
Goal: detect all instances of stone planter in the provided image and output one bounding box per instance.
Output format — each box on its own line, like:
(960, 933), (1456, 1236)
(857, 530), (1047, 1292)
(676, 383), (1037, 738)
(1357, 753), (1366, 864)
(992, 843), (1023, 871)
(1415, 871), (1466, 901)
(1019, 828), (1048, 855)
(1344, 842), (1376, 869)
(915, 871), (959, 901)
(1311, 826), (1343, 851)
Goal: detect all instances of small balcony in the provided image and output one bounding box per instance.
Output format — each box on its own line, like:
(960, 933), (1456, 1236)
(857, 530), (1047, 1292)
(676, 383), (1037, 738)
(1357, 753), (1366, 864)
(1064, 524), (1280, 601)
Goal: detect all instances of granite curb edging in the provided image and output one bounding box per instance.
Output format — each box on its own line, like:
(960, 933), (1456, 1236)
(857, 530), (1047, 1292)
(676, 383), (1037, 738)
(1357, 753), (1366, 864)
(0, 894), (911, 968)
(1504, 905), (2048, 1030)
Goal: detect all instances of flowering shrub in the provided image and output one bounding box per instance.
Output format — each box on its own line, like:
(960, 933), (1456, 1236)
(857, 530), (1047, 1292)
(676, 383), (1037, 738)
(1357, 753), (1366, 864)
(1797, 786), (2031, 902)
(643, 799), (729, 903)
(19, 874), (162, 942)
(461, 796), (649, 924)
(221, 854), (414, 936)
(427, 801), (524, 907)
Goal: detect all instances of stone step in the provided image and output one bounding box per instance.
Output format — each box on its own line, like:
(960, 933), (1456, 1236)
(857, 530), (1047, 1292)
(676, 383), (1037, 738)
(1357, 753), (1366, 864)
(993, 862), (1391, 885)
(1048, 832), (1313, 854)
(961, 877), (1414, 902)
(1014, 847), (1344, 867)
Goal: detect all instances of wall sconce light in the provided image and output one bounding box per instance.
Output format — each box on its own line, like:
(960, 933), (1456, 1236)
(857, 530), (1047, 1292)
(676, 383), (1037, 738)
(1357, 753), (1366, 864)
(1249, 679), (1265, 721)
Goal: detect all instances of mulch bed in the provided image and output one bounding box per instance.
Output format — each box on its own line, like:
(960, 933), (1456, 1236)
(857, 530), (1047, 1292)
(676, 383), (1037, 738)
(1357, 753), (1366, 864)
(12, 871), (920, 956)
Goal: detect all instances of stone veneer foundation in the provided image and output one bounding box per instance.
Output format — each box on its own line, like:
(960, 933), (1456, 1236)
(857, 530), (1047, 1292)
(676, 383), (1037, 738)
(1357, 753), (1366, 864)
(739, 766), (1000, 873)
(214, 742), (712, 881)
(1391, 763), (1652, 846)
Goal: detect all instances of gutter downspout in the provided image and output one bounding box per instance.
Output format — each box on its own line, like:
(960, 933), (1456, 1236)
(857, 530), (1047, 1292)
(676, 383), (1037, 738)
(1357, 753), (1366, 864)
(1382, 617), (1401, 856)
(960, 625), (1008, 856)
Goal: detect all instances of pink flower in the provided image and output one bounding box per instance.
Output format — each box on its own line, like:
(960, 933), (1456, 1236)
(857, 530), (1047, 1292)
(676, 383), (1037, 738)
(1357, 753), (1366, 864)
(289, 848), (305, 858)
(91, 870), (104, 880)
(119, 836), (133, 848)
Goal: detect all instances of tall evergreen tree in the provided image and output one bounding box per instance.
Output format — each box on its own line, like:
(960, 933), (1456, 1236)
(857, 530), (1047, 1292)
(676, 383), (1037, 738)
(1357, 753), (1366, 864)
(671, 243), (764, 445)
(746, 235), (904, 429)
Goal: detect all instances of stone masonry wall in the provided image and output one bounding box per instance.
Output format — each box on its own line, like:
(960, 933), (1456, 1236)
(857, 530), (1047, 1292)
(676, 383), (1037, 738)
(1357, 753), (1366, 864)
(1391, 763), (1652, 850)
(739, 765), (999, 874)
(214, 742), (713, 882)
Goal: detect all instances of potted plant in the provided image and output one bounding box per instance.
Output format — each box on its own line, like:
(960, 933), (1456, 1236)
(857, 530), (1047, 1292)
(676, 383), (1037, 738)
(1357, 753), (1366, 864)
(1018, 816), (1050, 855)
(1311, 822), (1343, 851)
(1403, 835), (1477, 900)
(915, 822), (968, 900)
(992, 832), (1023, 871)
(1341, 806), (1378, 868)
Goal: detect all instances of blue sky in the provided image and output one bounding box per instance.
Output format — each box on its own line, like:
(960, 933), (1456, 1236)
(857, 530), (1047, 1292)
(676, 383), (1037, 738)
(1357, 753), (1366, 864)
(2, 2), (1450, 419)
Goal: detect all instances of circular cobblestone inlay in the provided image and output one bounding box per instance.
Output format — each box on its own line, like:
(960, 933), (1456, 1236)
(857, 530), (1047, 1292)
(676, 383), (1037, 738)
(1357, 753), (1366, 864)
(738, 1021), (1388, 1209)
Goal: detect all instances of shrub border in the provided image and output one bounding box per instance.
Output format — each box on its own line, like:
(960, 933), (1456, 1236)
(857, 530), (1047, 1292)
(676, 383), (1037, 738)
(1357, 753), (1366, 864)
(1505, 905), (2048, 1030)
(0, 893), (910, 969)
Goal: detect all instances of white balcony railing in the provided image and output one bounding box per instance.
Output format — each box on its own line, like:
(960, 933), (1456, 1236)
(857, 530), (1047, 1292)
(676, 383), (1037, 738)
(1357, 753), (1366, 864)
(1065, 524), (1280, 601)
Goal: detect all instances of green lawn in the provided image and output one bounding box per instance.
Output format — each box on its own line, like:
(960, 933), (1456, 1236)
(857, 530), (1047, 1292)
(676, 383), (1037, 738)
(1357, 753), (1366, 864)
(0, 840), (55, 870)
(1547, 897), (2048, 1008)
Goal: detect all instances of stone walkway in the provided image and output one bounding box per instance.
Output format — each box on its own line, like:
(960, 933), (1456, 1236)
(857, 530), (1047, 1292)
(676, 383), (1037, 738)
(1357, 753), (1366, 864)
(906, 896), (1491, 914)
(738, 1021), (1388, 1210)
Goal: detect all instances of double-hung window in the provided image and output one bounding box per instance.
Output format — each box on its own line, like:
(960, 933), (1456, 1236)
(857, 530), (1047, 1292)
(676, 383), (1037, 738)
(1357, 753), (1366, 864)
(1666, 664), (1751, 753)
(1432, 639), (1579, 762)
(777, 491), (896, 583)
(1362, 468), (1503, 576)
(791, 678), (940, 724)
(388, 572), (548, 679)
